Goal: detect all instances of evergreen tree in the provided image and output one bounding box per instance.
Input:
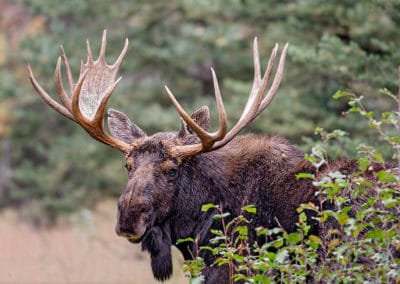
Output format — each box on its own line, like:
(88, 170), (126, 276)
(1, 0), (398, 221)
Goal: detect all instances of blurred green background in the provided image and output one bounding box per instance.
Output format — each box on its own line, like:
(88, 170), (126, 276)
(0, 0), (399, 223)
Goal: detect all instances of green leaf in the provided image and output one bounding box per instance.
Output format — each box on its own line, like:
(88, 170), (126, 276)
(365, 228), (385, 241)
(286, 232), (302, 244)
(214, 257), (230, 267)
(308, 235), (322, 246)
(326, 129), (348, 139)
(210, 229), (224, 237)
(235, 226), (248, 236)
(372, 152), (385, 163)
(242, 204), (257, 214)
(269, 238), (284, 249)
(213, 212), (230, 220)
(360, 111), (374, 118)
(333, 90), (352, 99)
(378, 88), (392, 96)
(382, 197), (398, 208)
(201, 203), (218, 212)
(368, 120), (382, 130)
(349, 106), (362, 113)
(389, 136), (400, 143)
(377, 171), (397, 183)
(358, 157), (370, 171)
(295, 172), (315, 180)
(209, 236), (226, 244)
(176, 237), (194, 244)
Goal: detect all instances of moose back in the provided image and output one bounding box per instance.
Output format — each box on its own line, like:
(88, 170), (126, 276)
(29, 31), (373, 283)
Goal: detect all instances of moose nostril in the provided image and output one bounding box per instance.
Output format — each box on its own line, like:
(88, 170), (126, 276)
(115, 223), (133, 237)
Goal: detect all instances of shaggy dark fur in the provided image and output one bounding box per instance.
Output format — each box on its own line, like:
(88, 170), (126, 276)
(108, 107), (391, 283)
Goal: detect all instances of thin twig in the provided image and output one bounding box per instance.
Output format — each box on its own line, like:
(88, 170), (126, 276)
(397, 66), (400, 169)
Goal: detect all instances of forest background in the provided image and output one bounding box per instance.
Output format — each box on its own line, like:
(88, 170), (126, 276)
(0, 0), (399, 223)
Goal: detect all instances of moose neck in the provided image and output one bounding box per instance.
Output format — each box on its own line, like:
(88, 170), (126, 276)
(168, 153), (228, 259)
(169, 134), (307, 259)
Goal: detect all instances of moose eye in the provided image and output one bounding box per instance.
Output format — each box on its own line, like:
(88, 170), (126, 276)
(166, 167), (179, 180)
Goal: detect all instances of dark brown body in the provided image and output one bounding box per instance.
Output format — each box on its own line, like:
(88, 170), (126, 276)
(109, 107), (366, 283)
(169, 134), (312, 282)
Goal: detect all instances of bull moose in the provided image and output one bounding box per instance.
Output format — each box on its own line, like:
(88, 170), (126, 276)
(28, 31), (391, 283)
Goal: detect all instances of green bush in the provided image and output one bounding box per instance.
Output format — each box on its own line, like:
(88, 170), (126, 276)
(182, 89), (400, 283)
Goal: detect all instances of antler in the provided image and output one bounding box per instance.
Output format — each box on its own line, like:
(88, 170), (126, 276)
(165, 38), (288, 159)
(28, 30), (131, 154)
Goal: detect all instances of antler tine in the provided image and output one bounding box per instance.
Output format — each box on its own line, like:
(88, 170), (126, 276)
(253, 37), (262, 82)
(113, 38), (129, 68)
(170, 38), (288, 158)
(237, 39), (274, 125)
(165, 67), (228, 156)
(258, 43), (279, 107)
(86, 37), (94, 64)
(210, 68), (228, 140)
(60, 46), (75, 94)
(54, 57), (73, 113)
(213, 41), (287, 149)
(165, 86), (211, 142)
(98, 29), (107, 62)
(257, 42), (288, 115)
(69, 31), (131, 153)
(28, 64), (74, 121)
(214, 41), (280, 146)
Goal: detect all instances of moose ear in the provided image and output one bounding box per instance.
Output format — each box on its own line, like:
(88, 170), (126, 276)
(107, 108), (146, 144)
(178, 106), (210, 137)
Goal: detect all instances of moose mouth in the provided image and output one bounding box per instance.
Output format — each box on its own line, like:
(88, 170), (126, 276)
(127, 231), (145, 243)
(116, 223), (147, 244)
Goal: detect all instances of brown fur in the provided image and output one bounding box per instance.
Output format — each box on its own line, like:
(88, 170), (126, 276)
(106, 107), (391, 283)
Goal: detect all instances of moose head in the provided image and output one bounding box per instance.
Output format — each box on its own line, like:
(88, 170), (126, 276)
(28, 30), (291, 282)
